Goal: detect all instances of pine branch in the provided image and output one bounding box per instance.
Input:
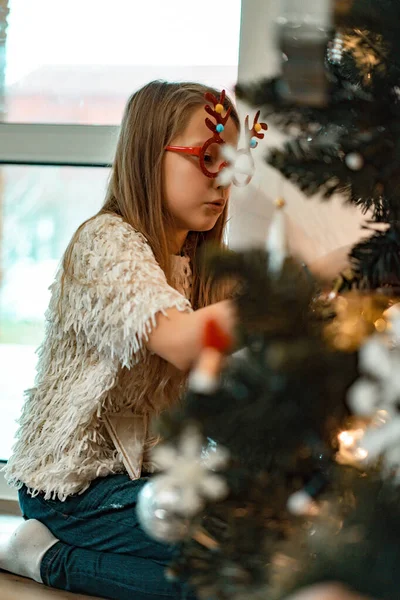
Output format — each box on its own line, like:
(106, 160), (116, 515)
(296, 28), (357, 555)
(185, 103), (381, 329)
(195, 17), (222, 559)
(335, 0), (400, 43)
(162, 247), (357, 475)
(267, 127), (400, 220)
(169, 472), (286, 600)
(273, 471), (400, 600)
(236, 6), (400, 229)
(348, 222), (400, 288)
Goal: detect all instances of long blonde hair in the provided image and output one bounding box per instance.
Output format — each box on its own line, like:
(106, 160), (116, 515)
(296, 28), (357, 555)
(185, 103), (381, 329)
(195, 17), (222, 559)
(61, 81), (240, 413)
(64, 80), (239, 310)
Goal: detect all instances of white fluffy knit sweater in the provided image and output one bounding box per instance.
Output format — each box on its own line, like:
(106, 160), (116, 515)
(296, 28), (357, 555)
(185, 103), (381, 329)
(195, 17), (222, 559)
(5, 213), (193, 500)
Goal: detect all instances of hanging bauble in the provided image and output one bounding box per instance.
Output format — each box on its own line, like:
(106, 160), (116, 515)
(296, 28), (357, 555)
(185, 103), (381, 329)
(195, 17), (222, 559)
(137, 479), (190, 543)
(327, 32), (344, 64)
(345, 152), (364, 171)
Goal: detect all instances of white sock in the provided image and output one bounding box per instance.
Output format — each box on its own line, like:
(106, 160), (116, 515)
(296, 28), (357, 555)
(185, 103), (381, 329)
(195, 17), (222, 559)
(0, 519), (58, 583)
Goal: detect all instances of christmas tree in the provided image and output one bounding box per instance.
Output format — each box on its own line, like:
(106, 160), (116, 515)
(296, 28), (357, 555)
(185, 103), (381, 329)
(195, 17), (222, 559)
(236, 0), (400, 292)
(135, 2), (400, 598)
(136, 237), (400, 599)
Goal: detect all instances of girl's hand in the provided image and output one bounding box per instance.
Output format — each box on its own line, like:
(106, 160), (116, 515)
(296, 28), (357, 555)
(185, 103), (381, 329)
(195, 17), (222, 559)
(308, 245), (352, 283)
(146, 300), (237, 372)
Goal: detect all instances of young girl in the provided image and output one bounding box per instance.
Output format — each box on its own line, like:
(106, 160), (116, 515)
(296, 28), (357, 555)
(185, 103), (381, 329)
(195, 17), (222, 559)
(0, 80), (239, 600)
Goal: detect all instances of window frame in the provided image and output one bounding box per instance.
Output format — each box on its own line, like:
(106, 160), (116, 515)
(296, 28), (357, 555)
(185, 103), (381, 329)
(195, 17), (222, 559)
(0, 123), (118, 167)
(0, 0), (256, 503)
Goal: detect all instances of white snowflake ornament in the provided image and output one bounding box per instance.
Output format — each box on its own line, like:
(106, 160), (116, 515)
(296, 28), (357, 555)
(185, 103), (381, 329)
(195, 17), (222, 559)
(151, 426), (230, 517)
(348, 336), (400, 418)
(217, 144), (255, 188)
(217, 111), (267, 188)
(346, 312), (400, 477)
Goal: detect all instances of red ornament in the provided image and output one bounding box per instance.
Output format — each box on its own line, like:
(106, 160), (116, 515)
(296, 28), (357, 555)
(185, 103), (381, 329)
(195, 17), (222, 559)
(203, 318), (233, 353)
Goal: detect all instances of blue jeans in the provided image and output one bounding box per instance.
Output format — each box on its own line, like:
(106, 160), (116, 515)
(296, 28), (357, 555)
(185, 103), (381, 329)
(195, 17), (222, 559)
(19, 474), (195, 600)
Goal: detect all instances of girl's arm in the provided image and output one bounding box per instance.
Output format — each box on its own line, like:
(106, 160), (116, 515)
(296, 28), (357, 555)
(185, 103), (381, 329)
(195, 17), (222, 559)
(70, 215), (235, 371)
(146, 300), (236, 372)
(308, 244), (352, 283)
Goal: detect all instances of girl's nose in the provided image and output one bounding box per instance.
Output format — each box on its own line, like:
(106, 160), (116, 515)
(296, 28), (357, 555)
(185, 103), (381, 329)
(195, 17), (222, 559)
(212, 161), (230, 189)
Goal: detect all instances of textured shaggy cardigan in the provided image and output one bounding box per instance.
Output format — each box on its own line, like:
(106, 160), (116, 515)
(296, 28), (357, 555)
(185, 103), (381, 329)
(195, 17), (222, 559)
(5, 213), (193, 500)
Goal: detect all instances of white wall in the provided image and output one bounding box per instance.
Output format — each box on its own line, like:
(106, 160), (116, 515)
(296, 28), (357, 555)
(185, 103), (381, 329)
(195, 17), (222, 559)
(229, 0), (367, 264)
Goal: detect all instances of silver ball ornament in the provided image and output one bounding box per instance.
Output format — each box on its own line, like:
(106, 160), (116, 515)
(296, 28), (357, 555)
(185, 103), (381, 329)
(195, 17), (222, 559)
(345, 152), (364, 171)
(137, 480), (190, 543)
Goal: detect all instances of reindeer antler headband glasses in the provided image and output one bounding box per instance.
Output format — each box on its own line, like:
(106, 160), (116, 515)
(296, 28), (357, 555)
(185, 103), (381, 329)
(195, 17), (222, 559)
(166, 90), (268, 186)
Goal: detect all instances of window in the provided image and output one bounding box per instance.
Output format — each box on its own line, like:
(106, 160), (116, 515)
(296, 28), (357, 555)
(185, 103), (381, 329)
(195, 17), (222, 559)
(4, 0), (241, 125)
(0, 166), (109, 460)
(0, 0), (242, 475)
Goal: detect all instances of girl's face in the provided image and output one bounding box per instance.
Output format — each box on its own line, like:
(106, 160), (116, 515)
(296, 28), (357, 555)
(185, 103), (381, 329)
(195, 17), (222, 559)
(163, 105), (239, 241)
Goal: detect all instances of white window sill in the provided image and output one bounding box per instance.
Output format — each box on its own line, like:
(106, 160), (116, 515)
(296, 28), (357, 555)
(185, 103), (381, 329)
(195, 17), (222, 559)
(0, 467), (18, 502)
(0, 123), (119, 166)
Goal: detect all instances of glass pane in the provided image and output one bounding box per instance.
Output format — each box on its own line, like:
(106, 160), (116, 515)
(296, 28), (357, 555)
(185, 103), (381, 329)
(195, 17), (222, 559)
(0, 165), (109, 460)
(0, 0), (241, 125)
